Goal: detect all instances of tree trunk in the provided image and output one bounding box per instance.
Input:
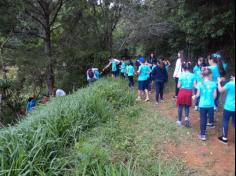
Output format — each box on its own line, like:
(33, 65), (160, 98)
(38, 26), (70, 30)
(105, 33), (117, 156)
(44, 15), (54, 96)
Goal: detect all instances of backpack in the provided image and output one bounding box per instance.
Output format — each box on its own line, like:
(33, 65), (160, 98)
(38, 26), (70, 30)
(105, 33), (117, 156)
(88, 69), (94, 79)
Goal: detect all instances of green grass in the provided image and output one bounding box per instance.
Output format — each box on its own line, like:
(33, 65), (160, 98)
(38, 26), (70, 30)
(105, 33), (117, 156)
(0, 78), (135, 176)
(0, 77), (193, 176)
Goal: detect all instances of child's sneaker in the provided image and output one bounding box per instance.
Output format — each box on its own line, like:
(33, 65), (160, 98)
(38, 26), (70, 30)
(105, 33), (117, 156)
(176, 121), (181, 127)
(155, 102), (159, 105)
(144, 98), (150, 102)
(160, 99), (165, 103)
(206, 123), (215, 129)
(214, 106), (218, 112)
(136, 97), (141, 101)
(194, 106), (198, 111)
(184, 120), (190, 128)
(218, 136), (228, 145)
(198, 134), (206, 141)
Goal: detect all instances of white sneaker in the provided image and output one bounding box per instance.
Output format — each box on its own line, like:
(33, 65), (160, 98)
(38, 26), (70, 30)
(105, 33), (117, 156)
(136, 97), (141, 101)
(194, 106), (198, 111)
(198, 134), (206, 141)
(176, 121), (181, 127)
(144, 98), (150, 102)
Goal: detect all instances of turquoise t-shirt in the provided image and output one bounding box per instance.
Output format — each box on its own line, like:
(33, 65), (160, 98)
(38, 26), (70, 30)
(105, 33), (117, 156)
(138, 65), (150, 81)
(193, 65), (202, 83)
(126, 65), (134, 76)
(178, 72), (196, 89)
(165, 64), (170, 72)
(121, 63), (126, 73)
(152, 65), (157, 71)
(197, 80), (217, 108)
(223, 63), (228, 71)
(208, 65), (219, 83)
(146, 66), (151, 79)
(112, 61), (117, 72)
(224, 81), (235, 112)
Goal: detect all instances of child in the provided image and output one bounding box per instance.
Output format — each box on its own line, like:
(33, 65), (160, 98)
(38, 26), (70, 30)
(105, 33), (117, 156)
(120, 60), (126, 79)
(26, 97), (36, 113)
(136, 57), (151, 102)
(193, 57), (204, 111)
(126, 61), (135, 87)
(193, 68), (217, 141)
(102, 58), (121, 79)
(217, 76), (235, 144)
(176, 62), (196, 128)
(173, 50), (185, 99)
(86, 67), (96, 85)
(152, 60), (168, 105)
(208, 53), (226, 111)
(162, 58), (171, 72)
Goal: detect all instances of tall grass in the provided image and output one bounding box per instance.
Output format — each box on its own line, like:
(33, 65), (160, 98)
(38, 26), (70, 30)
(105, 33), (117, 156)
(0, 78), (135, 176)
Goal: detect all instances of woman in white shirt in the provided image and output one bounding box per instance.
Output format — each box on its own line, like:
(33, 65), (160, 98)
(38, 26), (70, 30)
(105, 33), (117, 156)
(173, 50), (185, 99)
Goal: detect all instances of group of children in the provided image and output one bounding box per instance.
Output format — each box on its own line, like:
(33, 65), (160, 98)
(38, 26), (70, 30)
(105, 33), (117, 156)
(102, 51), (235, 145)
(175, 51), (235, 144)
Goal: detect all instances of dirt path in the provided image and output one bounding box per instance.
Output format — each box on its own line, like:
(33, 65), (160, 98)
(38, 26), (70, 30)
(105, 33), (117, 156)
(148, 92), (235, 176)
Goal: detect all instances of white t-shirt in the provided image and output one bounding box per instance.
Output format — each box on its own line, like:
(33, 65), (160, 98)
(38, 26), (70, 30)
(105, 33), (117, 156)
(173, 58), (182, 78)
(56, 89), (66, 97)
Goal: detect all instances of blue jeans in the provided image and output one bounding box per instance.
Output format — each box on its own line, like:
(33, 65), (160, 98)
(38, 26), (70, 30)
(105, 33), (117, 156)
(199, 108), (214, 135)
(178, 105), (190, 121)
(222, 109), (235, 138)
(194, 88), (200, 107)
(155, 81), (164, 102)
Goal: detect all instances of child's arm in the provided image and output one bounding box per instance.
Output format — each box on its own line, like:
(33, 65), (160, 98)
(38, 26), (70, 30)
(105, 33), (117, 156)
(213, 89), (217, 99)
(192, 90), (200, 100)
(166, 60), (171, 66)
(102, 61), (111, 72)
(217, 77), (226, 93)
(193, 80), (197, 88)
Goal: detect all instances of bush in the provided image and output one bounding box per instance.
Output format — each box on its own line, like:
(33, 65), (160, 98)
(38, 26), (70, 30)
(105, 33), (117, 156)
(0, 78), (135, 175)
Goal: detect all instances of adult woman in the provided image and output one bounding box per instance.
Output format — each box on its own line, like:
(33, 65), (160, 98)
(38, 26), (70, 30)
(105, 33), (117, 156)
(173, 50), (185, 99)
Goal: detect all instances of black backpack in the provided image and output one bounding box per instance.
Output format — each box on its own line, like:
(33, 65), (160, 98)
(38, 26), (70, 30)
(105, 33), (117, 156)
(88, 69), (94, 79)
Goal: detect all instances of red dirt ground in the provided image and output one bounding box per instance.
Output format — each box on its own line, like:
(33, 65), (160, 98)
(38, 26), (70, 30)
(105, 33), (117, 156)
(151, 92), (235, 176)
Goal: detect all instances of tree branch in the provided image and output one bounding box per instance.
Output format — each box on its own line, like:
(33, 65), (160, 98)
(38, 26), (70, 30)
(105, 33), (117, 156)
(13, 29), (47, 40)
(24, 10), (47, 30)
(49, 0), (64, 26)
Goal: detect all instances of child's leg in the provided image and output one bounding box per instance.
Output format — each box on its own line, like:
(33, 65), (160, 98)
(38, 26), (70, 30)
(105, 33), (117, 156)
(200, 108), (207, 135)
(131, 76), (134, 87)
(222, 110), (232, 139)
(208, 107), (215, 125)
(175, 77), (179, 97)
(184, 105), (190, 127)
(178, 105), (183, 122)
(160, 82), (164, 100)
(155, 81), (160, 103)
(232, 111), (235, 128)
(128, 76), (132, 87)
(184, 105), (190, 119)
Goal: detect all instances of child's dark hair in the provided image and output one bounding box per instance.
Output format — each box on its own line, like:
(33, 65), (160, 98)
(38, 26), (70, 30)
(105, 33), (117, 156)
(209, 53), (226, 76)
(28, 97), (34, 102)
(182, 61), (192, 71)
(201, 67), (212, 78)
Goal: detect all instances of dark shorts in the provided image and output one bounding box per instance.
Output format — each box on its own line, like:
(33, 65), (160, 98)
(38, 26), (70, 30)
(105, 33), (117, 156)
(138, 80), (148, 91)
